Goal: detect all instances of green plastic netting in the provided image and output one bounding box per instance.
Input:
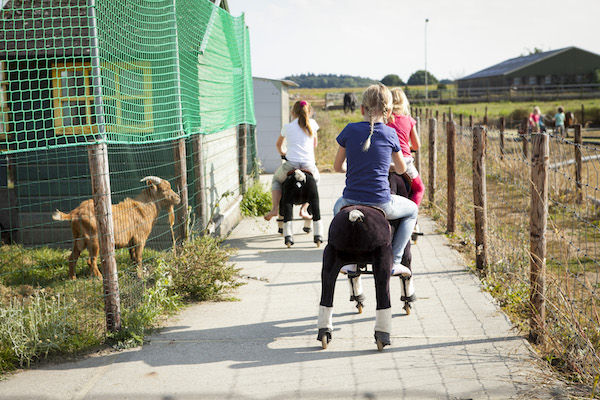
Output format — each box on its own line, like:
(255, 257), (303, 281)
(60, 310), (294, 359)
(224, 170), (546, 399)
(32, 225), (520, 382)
(0, 0), (255, 153)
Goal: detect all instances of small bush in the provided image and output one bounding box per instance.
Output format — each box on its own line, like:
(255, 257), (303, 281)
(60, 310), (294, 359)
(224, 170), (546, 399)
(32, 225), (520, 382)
(0, 292), (97, 372)
(240, 182), (271, 217)
(166, 235), (243, 302)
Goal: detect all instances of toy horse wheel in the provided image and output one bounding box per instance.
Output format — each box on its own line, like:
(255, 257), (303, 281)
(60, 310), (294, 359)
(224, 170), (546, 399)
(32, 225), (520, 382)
(321, 336), (328, 349)
(357, 304), (363, 314)
(403, 303), (411, 315)
(376, 339), (384, 352)
(286, 242), (292, 248)
(315, 241), (321, 248)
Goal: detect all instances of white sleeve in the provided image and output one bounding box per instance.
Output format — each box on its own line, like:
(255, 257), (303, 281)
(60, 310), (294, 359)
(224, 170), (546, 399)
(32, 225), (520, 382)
(310, 119), (319, 132)
(280, 124), (287, 137)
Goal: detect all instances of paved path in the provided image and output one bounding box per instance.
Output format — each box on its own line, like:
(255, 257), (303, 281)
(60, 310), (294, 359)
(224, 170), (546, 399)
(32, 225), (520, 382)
(0, 173), (565, 399)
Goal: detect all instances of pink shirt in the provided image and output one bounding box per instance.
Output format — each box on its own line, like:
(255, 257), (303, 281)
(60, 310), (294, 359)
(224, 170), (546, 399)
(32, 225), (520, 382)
(387, 114), (416, 157)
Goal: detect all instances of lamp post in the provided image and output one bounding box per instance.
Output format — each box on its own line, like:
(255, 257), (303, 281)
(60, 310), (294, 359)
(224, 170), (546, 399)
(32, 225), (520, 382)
(424, 18), (429, 101)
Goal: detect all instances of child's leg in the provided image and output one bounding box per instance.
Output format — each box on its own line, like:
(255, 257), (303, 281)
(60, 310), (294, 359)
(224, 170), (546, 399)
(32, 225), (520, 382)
(264, 163), (293, 220)
(382, 195), (418, 267)
(409, 175), (425, 206)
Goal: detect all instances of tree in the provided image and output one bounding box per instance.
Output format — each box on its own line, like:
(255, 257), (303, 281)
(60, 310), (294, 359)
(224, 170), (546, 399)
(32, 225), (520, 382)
(380, 74), (404, 86)
(407, 70), (438, 86)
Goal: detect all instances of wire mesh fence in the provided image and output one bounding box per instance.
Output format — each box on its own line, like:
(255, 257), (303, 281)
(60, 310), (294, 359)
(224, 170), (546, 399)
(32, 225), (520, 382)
(419, 114), (600, 384)
(0, 0), (257, 365)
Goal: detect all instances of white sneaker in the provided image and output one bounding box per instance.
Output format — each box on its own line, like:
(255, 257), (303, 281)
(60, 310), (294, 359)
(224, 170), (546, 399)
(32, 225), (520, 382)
(391, 264), (412, 277)
(340, 264), (357, 274)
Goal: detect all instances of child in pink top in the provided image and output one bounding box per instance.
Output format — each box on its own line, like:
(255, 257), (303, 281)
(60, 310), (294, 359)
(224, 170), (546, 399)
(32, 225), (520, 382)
(386, 88), (424, 206)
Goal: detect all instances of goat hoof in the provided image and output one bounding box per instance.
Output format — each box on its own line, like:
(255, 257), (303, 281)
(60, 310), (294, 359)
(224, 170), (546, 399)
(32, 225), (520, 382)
(374, 331), (391, 351)
(317, 328), (332, 349)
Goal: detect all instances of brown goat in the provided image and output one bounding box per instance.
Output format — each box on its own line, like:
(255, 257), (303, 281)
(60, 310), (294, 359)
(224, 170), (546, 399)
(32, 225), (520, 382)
(52, 176), (181, 279)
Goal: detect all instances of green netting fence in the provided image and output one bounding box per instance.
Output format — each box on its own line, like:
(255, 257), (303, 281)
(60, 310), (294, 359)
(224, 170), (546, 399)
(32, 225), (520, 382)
(0, 0), (258, 368)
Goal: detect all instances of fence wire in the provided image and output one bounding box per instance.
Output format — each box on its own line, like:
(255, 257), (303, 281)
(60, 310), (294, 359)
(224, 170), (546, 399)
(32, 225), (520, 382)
(420, 117), (600, 384)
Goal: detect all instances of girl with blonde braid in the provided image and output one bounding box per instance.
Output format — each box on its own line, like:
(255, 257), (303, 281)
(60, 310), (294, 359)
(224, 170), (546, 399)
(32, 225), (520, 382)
(333, 84), (418, 277)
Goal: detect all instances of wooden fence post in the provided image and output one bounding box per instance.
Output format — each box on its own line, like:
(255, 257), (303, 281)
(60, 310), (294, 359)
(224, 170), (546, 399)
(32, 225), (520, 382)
(414, 116), (421, 174)
(484, 106), (488, 126)
(193, 134), (207, 231)
(459, 114), (463, 136)
(428, 118), (437, 204)
(174, 138), (189, 242)
(581, 104), (585, 127)
(473, 126), (487, 271)
(530, 132), (548, 345)
(500, 117), (505, 160)
(574, 124), (583, 204)
(446, 121), (456, 233)
(238, 124), (248, 194)
(469, 115), (473, 130)
(87, 0), (120, 333)
(522, 118), (529, 159)
(88, 143), (121, 332)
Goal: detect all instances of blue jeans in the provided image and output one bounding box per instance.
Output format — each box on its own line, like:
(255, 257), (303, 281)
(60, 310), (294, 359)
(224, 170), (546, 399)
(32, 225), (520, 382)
(333, 195), (418, 266)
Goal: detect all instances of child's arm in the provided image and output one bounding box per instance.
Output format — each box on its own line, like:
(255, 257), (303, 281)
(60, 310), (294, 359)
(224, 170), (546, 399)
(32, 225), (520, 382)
(391, 151), (407, 175)
(313, 132), (318, 149)
(409, 126), (420, 151)
(275, 135), (285, 157)
(333, 146), (346, 173)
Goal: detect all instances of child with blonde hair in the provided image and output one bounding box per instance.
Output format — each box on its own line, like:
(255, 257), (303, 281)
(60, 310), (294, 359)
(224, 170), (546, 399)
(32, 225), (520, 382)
(264, 100), (320, 221)
(333, 84), (418, 276)
(387, 88), (424, 206)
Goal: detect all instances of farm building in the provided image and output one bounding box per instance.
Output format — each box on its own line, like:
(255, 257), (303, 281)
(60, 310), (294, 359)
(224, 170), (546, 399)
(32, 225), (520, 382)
(0, 0), (256, 248)
(253, 77), (298, 173)
(456, 47), (600, 97)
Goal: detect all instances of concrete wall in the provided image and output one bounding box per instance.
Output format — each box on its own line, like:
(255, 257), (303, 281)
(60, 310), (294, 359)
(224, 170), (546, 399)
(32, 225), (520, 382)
(201, 126), (241, 234)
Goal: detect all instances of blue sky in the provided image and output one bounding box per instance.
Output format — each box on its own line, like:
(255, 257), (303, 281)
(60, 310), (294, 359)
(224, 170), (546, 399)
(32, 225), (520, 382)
(228, 0), (600, 82)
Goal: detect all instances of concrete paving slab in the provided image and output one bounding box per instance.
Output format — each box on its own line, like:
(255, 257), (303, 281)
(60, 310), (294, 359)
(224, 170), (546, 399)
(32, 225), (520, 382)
(0, 173), (566, 400)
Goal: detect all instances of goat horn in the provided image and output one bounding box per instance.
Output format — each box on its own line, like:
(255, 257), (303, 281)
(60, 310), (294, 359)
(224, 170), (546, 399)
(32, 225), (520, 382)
(140, 176), (163, 185)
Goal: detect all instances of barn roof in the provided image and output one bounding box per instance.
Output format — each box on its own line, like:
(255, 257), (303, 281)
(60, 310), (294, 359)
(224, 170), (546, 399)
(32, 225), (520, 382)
(458, 47), (575, 81)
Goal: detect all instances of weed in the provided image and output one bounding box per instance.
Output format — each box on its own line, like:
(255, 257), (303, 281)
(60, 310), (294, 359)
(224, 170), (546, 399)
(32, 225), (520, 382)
(166, 235), (244, 302)
(240, 182), (271, 217)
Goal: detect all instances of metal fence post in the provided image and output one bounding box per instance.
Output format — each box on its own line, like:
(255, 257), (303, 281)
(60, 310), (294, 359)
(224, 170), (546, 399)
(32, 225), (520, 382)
(574, 124), (583, 204)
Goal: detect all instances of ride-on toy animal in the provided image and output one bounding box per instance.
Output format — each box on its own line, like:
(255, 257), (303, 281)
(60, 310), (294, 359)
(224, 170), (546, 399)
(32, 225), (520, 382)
(277, 169), (323, 248)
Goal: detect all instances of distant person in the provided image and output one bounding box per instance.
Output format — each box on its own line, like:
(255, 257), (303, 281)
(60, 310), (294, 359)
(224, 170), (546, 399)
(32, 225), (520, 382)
(264, 100), (319, 221)
(387, 88), (424, 206)
(553, 106), (566, 136)
(333, 83), (418, 276)
(528, 106), (542, 133)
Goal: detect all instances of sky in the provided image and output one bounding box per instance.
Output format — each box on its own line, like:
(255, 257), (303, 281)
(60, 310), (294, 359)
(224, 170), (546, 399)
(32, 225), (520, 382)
(228, 0), (600, 82)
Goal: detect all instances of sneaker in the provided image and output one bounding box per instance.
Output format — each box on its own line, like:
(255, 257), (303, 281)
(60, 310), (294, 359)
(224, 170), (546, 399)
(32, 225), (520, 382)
(391, 264), (412, 277)
(340, 264), (357, 274)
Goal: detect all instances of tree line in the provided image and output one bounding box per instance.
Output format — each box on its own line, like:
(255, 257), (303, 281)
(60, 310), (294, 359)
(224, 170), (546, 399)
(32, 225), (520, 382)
(284, 71), (449, 88)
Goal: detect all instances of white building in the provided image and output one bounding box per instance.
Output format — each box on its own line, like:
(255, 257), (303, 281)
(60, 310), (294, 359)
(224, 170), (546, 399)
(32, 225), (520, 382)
(252, 77), (298, 173)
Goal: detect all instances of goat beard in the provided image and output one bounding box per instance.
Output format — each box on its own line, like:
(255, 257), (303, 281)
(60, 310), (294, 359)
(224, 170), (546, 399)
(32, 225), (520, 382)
(168, 205), (176, 252)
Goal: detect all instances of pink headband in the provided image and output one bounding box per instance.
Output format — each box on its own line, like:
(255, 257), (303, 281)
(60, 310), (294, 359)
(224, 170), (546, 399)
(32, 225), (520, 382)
(299, 100), (307, 107)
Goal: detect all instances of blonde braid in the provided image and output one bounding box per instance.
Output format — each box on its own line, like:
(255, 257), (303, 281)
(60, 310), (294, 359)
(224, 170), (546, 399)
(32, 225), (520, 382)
(362, 109), (374, 152)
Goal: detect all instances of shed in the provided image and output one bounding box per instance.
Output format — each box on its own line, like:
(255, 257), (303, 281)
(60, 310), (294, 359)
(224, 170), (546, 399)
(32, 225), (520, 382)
(253, 77), (298, 173)
(0, 0), (255, 247)
(457, 46), (600, 96)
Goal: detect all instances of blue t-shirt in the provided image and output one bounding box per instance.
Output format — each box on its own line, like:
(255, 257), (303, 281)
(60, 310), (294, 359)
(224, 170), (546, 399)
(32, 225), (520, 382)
(336, 121), (401, 204)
